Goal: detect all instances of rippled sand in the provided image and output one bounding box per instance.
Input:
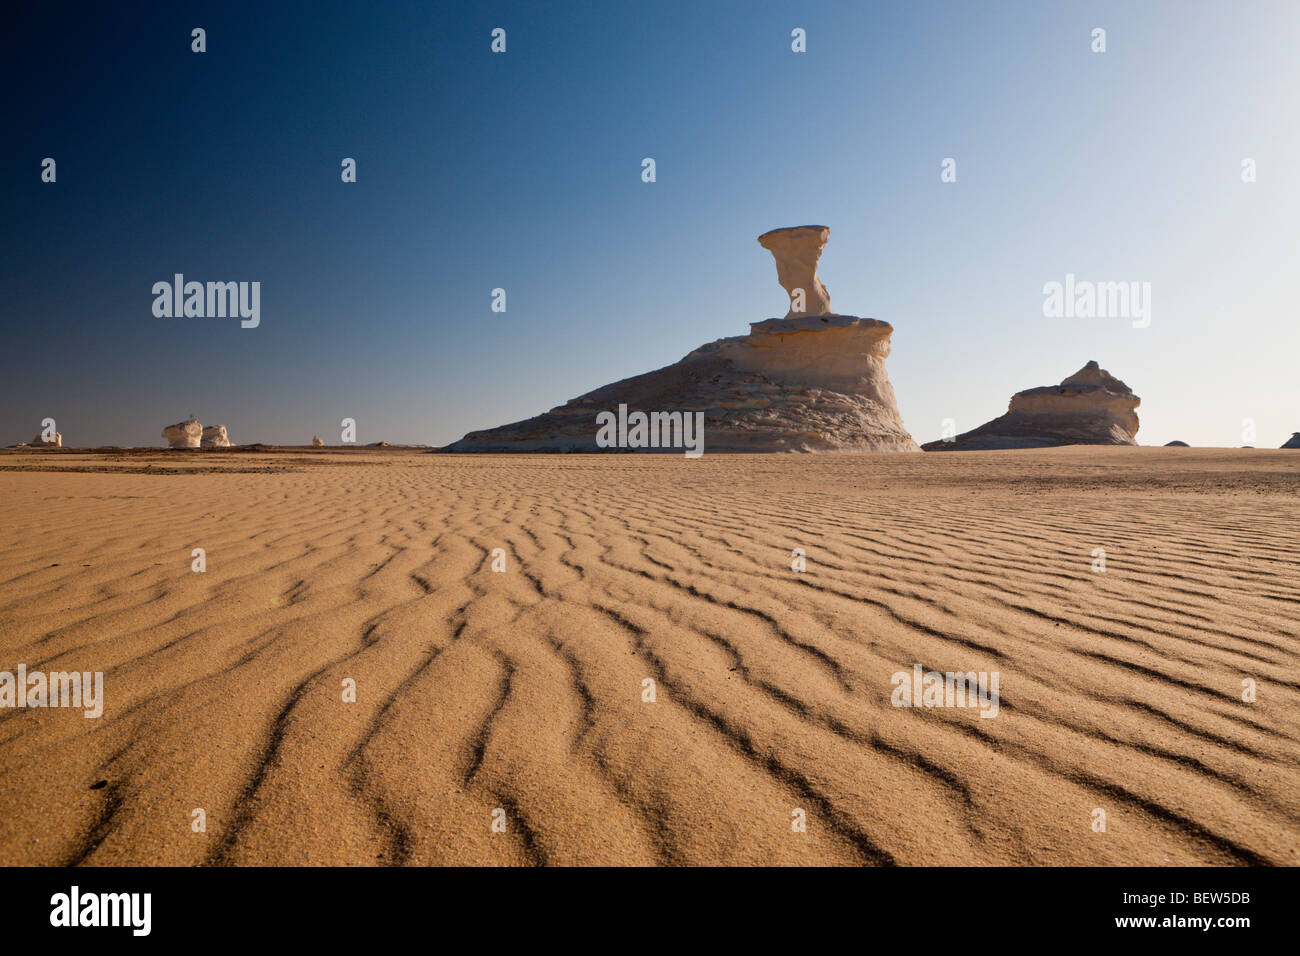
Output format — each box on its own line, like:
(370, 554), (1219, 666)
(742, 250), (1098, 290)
(0, 447), (1297, 866)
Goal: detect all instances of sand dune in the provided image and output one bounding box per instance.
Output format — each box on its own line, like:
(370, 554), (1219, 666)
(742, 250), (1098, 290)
(0, 447), (1297, 866)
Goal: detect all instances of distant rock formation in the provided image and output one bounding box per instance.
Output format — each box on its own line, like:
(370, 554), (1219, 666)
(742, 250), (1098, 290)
(442, 226), (918, 453)
(1165, 440), (1189, 447)
(1282, 433), (1300, 449)
(201, 425), (232, 448)
(162, 420), (203, 449)
(923, 361), (1140, 451)
(32, 432), (62, 448)
(312, 436), (324, 447)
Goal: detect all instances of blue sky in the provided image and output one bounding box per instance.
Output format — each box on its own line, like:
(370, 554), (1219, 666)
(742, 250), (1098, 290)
(3, 0), (1297, 448)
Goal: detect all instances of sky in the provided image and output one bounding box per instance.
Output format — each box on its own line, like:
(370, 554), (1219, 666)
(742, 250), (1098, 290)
(2, 0), (1297, 449)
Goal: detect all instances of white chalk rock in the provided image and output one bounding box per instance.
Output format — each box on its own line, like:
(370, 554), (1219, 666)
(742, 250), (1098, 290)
(201, 425), (232, 448)
(443, 225), (918, 453)
(924, 361), (1140, 450)
(162, 420), (203, 449)
(312, 436), (324, 447)
(757, 225), (833, 318)
(32, 432), (62, 448)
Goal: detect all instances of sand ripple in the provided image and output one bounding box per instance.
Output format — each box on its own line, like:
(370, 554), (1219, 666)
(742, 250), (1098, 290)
(0, 447), (1297, 865)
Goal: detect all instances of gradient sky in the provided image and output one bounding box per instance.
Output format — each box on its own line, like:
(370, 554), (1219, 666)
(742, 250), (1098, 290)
(3, 0), (1297, 449)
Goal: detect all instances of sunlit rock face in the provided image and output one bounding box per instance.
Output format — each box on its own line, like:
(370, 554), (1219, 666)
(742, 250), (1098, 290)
(441, 226), (919, 453)
(923, 361), (1140, 451)
(32, 432), (62, 448)
(163, 420), (203, 449)
(739, 314), (897, 398)
(201, 425), (232, 448)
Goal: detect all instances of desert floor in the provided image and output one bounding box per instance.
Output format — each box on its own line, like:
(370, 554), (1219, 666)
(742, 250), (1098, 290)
(0, 447), (1297, 866)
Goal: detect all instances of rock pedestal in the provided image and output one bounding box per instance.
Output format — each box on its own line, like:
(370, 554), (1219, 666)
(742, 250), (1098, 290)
(442, 225), (918, 453)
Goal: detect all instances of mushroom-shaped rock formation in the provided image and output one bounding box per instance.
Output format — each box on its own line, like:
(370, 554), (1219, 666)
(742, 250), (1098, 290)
(201, 425), (232, 448)
(31, 432), (62, 448)
(162, 420), (203, 449)
(1282, 433), (1300, 449)
(758, 225), (833, 318)
(312, 435), (324, 447)
(923, 361), (1140, 451)
(441, 226), (918, 453)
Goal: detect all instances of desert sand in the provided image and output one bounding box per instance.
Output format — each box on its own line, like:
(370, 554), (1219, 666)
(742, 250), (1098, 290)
(0, 447), (1297, 866)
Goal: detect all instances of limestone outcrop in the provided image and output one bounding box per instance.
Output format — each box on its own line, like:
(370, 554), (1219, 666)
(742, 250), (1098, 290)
(442, 226), (918, 454)
(32, 432), (62, 448)
(312, 436), (324, 447)
(758, 225), (833, 318)
(201, 425), (232, 448)
(163, 420), (203, 449)
(923, 361), (1140, 451)
(1282, 433), (1300, 449)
